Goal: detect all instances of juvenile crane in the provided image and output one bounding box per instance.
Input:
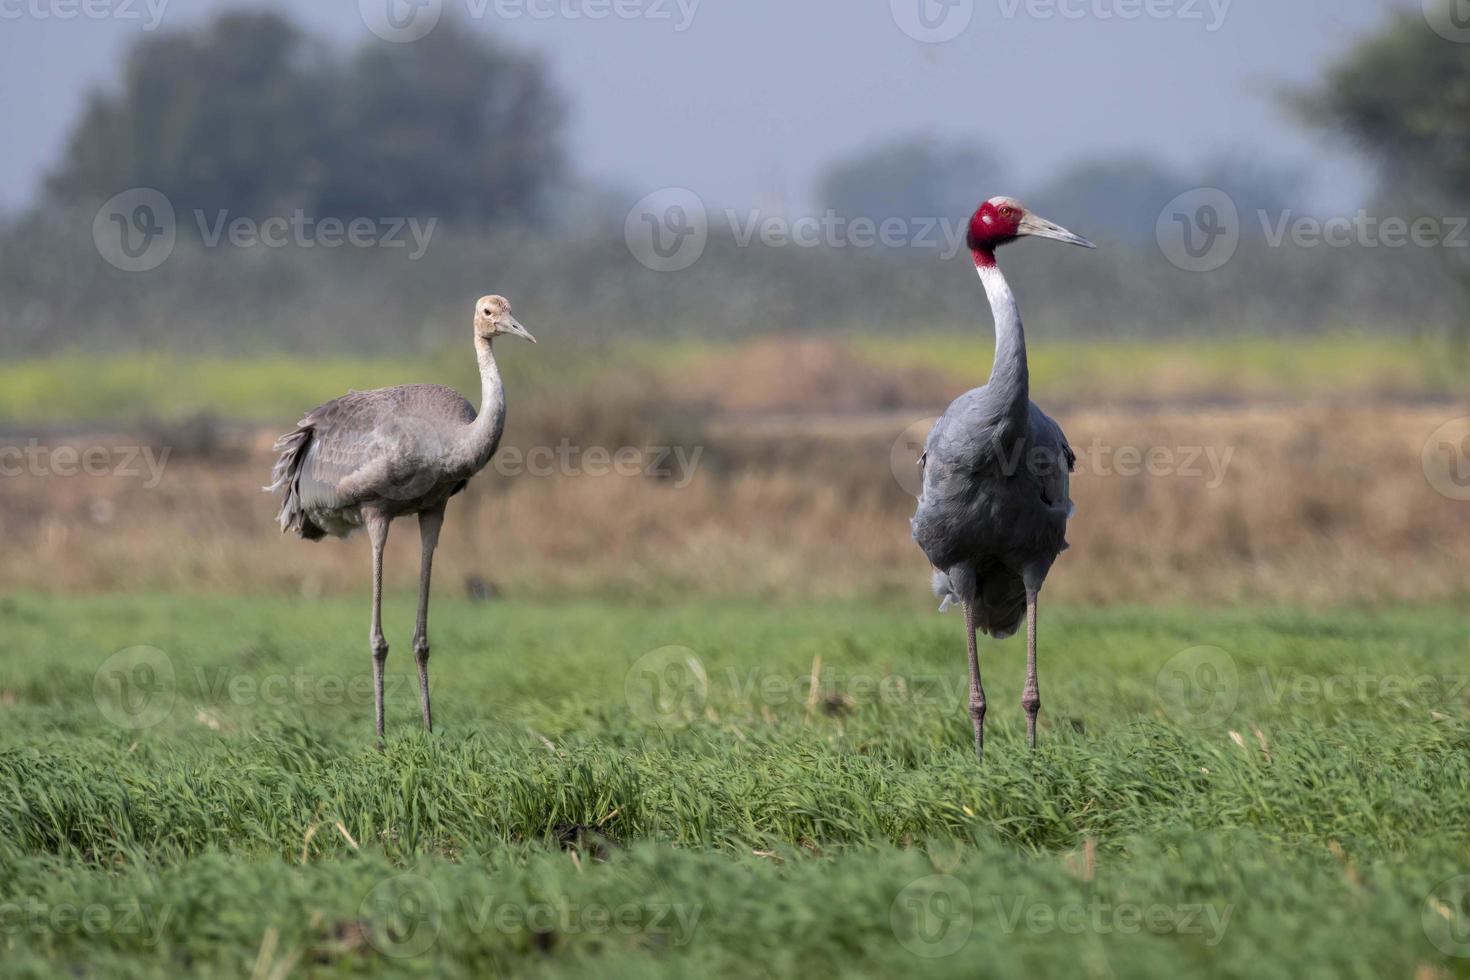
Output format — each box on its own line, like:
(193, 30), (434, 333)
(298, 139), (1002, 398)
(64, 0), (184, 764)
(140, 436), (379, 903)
(267, 295), (536, 741)
(911, 198), (1094, 762)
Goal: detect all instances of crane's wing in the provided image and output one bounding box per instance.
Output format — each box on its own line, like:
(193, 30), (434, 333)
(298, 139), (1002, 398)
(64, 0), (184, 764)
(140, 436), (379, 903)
(921, 386), (999, 474)
(267, 385), (475, 533)
(1027, 402), (1076, 517)
(912, 389), (1075, 573)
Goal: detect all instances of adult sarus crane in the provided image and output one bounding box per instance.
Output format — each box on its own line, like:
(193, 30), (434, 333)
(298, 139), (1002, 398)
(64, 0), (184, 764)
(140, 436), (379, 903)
(911, 198), (1094, 762)
(267, 295), (536, 742)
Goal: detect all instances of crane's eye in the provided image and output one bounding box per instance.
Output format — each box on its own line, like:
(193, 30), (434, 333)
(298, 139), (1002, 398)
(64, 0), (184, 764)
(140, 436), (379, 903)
(999, 206), (1014, 217)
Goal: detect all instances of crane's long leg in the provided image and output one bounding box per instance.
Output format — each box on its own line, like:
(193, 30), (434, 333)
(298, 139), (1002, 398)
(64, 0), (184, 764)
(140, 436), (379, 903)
(963, 601), (986, 763)
(412, 507), (445, 733)
(1023, 589), (1041, 750)
(366, 509), (391, 747)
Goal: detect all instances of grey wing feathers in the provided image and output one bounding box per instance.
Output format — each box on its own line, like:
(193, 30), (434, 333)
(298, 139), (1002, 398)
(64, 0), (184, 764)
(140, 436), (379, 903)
(267, 385), (475, 538)
(922, 387), (1003, 476)
(1028, 403), (1076, 517)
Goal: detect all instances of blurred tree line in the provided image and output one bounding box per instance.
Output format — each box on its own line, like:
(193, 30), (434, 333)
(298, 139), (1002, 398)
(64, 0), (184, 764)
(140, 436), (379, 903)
(816, 136), (1303, 248)
(1294, 0), (1470, 356)
(4, 6), (1466, 356)
(45, 11), (565, 227)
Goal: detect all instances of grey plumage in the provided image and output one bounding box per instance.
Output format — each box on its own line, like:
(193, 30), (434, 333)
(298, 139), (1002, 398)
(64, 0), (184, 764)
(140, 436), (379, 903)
(914, 397), (1075, 637)
(910, 195), (1095, 762)
(266, 294), (536, 743)
(269, 384), (482, 541)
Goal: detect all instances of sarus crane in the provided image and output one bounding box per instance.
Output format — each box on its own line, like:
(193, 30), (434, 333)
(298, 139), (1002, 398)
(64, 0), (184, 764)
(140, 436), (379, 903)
(911, 197), (1095, 762)
(267, 295), (536, 742)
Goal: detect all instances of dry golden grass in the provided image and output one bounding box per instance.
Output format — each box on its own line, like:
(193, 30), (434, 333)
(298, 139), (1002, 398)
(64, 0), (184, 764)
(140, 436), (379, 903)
(3, 385), (1466, 606)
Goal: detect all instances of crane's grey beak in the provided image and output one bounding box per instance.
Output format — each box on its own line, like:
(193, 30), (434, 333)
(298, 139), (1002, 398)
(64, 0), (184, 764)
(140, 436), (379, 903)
(503, 316), (537, 344)
(1018, 213), (1096, 249)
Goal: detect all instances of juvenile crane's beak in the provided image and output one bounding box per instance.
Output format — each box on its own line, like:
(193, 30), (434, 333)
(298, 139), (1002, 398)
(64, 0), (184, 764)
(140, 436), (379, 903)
(503, 316), (537, 344)
(1018, 213), (1096, 249)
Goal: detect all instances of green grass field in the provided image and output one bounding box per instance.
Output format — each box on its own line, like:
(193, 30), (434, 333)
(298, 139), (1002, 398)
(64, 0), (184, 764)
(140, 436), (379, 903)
(0, 333), (1460, 424)
(3, 596), (1470, 978)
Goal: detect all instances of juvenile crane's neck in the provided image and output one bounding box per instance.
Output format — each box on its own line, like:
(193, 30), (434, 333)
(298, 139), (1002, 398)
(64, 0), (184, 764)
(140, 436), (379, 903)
(976, 261), (1029, 419)
(460, 335), (507, 470)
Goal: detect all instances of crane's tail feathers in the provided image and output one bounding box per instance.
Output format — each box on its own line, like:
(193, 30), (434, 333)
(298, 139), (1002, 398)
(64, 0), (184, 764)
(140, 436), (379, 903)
(266, 426), (326, 540)
(932, 565), (1023, 638)
(932, 570), (962, 613)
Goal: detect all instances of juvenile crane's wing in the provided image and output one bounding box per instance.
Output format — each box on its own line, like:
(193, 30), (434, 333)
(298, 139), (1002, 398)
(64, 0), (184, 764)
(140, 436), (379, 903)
(268, 385), (475, 531)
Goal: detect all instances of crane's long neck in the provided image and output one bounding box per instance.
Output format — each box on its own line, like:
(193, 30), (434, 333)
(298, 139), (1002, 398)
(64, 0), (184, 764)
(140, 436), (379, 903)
(976, 258), (1030, 424)
(461, 335), (507, 470)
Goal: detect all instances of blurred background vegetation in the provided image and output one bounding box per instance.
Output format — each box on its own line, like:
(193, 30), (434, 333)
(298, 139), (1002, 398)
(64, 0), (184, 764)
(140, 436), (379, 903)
(0, 7), (1466, 361)
(1, 5), (1467, 606)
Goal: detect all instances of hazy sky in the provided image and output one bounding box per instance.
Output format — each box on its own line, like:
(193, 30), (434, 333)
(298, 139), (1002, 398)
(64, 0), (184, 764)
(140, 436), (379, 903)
(0, 0), (1415, 215)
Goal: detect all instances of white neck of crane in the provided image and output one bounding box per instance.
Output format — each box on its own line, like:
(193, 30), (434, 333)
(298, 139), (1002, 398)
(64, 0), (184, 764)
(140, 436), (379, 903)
(976, 263), (1026, 392)
(456, 334), (507, 471)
